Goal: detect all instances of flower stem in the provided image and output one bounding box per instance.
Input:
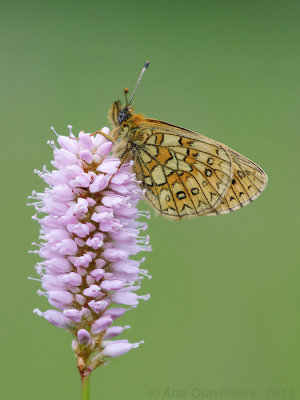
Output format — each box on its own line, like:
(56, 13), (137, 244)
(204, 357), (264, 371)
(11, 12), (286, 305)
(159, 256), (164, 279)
(81, 374), (90, 400)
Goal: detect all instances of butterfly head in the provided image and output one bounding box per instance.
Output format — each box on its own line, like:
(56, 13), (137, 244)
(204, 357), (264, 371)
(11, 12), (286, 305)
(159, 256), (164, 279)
(109, 100), (133, 127)
(109, 61), (149, 128)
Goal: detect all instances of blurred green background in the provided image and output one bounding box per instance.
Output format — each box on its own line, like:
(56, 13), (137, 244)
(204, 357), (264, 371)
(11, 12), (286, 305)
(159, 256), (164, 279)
(1, 0), (299, 399)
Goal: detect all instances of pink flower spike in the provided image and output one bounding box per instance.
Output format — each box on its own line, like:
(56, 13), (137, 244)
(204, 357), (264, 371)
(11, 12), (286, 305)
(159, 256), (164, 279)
(29, 128), (152, 377)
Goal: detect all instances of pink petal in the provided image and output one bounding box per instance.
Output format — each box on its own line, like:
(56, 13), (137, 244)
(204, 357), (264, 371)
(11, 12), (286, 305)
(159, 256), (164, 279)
(88, 299), (110, 313)
(43, 310), (72, 329)
(96, 141), (113, 156)
(102, 248), (128, 262)
(91, 316), (113, 334)
(89, 174), (109, 193)
(63, 309), (82, 322)
(79, 150), (93, 164)
(77, 329), (92, 345)
(79, 132), (94, 150)
(101, 279), (125, 292)
(97, 158), (120, 174)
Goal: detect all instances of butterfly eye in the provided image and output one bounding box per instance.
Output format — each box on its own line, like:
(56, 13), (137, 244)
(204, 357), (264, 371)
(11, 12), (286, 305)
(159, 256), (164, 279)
(118, 109), (130, 124)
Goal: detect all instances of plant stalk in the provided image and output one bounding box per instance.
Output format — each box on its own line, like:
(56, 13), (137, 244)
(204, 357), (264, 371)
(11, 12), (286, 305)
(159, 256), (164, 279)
(81, 374), (90, 400)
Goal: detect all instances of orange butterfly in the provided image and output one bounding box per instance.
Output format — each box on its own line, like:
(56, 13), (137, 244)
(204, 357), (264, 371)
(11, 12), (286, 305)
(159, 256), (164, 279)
(96, 62), (268, 219)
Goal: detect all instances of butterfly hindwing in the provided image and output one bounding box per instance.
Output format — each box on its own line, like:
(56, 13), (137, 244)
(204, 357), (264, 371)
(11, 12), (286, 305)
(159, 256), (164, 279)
(205, 148), (268, 215)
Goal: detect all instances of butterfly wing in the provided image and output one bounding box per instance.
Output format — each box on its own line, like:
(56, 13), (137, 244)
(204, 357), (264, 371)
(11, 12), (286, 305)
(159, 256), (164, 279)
(130, 120), (233, 218)
(205, 148), (268, 215)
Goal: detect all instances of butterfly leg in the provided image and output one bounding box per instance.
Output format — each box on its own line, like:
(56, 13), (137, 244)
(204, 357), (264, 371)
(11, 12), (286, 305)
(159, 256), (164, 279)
(90, 130), (116, 142)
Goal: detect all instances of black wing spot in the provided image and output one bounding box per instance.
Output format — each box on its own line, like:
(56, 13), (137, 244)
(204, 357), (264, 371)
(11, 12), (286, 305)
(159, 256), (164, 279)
(191, 187), (199, 195)
(176, 191), (186, 200)
(207, 157), (214, 165)
(229, 196), (235, 202)
(232, 179), (236, 185)
(205, 169), (213, 177)
(239, 192), (244, 197)
(210, 192), (217, 201)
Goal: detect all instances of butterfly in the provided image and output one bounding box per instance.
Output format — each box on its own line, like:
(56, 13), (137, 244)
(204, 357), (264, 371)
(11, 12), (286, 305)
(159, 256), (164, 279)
(96, 62), (268, 219)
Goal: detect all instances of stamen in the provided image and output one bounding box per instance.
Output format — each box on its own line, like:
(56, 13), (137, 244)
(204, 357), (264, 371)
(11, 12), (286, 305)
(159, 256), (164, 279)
(138, 294), (151, 301)
(67, 124), (73, 136)
(35, 263), (45, 275)
(140, 269), (152, 279)
(37, 290), (47, 297)
(131, 340), (144, 348)
(51, 126), (59, 137)
(31, 242), (42, 248)
(33, 308), (44, 317)
(137, 235), (150, 245)
(28, 277), (42, 282)
(47, 140), (57, 150)
(138, 211), (151, 219)
(34, 169), (44, 178)
(124, 325), (131, 330)
(42, 165), (50, 173)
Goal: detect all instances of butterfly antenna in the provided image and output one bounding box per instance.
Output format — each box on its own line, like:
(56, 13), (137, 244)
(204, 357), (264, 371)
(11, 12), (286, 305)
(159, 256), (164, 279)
(124, 88), (129, 107)
(129, 61), (150, 106)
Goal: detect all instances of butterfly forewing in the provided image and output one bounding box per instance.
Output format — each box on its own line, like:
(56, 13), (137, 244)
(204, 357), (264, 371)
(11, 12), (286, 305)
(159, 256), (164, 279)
(131, 121), (233, 218)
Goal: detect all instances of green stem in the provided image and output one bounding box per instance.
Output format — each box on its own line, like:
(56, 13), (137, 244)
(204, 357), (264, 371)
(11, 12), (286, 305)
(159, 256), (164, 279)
(81, 374), (90, 400)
